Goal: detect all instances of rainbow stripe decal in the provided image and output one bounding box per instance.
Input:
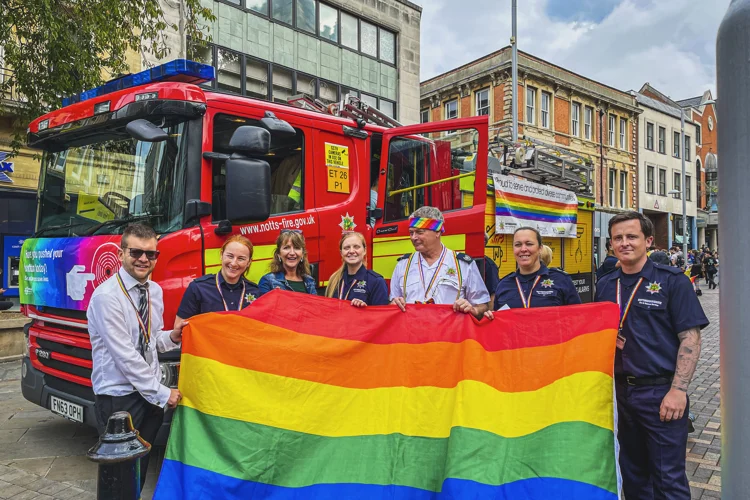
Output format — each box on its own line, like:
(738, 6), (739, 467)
(409, 216), (445, 233)
(154, 292), (620, 500)
(494, 174), (579, 238)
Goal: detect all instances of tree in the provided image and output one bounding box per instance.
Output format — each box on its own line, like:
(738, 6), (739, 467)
(0, 0), (215, 153)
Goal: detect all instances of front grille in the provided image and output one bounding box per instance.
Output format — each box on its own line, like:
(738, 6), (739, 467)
(37, 357), (92, 380)
(37, 338), (92, 361)
(46, 374), (95, 402)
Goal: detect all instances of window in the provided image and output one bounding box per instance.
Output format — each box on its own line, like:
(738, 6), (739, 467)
(272, 0), (293, 24)
(476, 89), (490, 116)
(685, 136), (691, 161)
(341, 11), (359, 49)
(674, 172), (681, 197)
(211, 114), (306, 221)
(646, 123), (654, 150)
(647, 165), (655, 194)
(445, 99), (458, 120)
(420, 109), (429, 124)
(620, 118), (627, 150)
(608, 114), (616, 146)
(526, 87), (536, 125)
(571, 102), (580, 136)
(379, 29), (396, 64)
(686, 175), (692, 201)
(272, 66), (294, 103)
(659, 168), (667, 196)
(318, 3), (338, 42)
(216, 48), (241, 94)
(361, 21), (378, 57)
(619, 171), (627, 208)
(245, 58), (269, 100)
(695, 124), (702, 145)
(608, 169), (616, 206)
(187, 41), (213, 88)
(246, 0), (267, 15)
(318, 80), (339, 105)
(379, 100), (395, 118)
(584, 106), (593, 140)
(658, 126), (666, 154)
(541, 92), (551, 128)
(673, 131), (680, 158)
(296, 72), (317, 97)
(361, 93), (378, 109)
(297, 0), (316, 33)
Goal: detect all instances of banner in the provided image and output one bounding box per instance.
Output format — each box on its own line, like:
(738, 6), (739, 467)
(155, 292), (620, 499)
(493, 174), (578, 238)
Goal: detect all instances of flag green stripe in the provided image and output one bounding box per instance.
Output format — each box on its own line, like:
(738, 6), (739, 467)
(166, 406), (617, 494)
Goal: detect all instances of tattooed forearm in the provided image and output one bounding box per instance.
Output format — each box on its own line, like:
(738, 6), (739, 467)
(672, 327), (701, 392)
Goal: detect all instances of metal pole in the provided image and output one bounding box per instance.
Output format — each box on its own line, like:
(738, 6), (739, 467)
(681, 110), (687, 260)
(511, 0), (518, 142)
(717, 0), (750, 496)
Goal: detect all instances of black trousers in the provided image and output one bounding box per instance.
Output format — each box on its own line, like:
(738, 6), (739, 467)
(95, 392), (164, 490)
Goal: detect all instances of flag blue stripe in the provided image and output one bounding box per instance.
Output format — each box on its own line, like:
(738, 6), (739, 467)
(154, 460), (618, 500)
(496, 208), (577, 223)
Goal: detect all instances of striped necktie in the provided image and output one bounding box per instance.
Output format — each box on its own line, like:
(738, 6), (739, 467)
(136, 283), (149, 353)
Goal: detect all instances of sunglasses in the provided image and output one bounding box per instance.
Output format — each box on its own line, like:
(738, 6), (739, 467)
(124, 247), (160, 261)
(280, 229), (303, 235)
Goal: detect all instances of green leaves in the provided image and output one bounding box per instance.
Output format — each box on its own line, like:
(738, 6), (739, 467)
(0, 0), (216, 154)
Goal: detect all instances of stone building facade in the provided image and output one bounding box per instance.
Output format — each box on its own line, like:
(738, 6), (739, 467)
(147, 0), (422, 124)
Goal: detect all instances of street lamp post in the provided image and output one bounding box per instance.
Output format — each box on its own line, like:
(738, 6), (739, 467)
(511, 0), (518, 142)
(680, 110), (687, 261)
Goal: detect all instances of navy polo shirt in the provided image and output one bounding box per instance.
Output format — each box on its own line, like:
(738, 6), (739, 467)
(483, 257), (500, 298)
(595, 259), (709, 378)
(336, 265), (390, 306)
(494, 264), (582, 310)
(177, 273), (260, 319)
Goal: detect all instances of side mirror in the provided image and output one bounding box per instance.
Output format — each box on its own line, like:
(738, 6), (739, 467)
(260, 111), (297, 137)
(368, 207), (383, 222)
(225, 158), (271, 223)
(228, 126), (271, 154)
(126, 119), (168, 142)
(184, 199), (212, 223)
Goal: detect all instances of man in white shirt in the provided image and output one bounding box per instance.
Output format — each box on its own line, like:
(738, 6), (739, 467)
(390, 206), (490, 318)
(88, 223), (185, 487)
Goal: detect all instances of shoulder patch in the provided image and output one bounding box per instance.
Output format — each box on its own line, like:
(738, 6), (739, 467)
(652, 263), (684, 275)
(397, 253), (412, 262)
(456, 252), (474, 263)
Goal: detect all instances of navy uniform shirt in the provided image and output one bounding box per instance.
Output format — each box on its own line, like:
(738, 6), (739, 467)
(336, 265), (390, 306)
(483, 257), (500, 298)
(595, 259), (709, 378)
(177, 273), (260, 319)
(494, 264), (582, 310)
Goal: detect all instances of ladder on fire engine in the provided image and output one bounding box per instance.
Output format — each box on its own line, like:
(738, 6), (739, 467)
(287, 94), (402, 128)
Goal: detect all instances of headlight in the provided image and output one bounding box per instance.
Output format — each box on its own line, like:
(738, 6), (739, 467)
(23, 334), (31, 358)
(159, 362), (180, 388)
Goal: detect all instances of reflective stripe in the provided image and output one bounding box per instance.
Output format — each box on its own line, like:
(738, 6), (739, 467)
(372, 234), (466, 279)
(204, 244), (276, 285)
(289, 172), (302, 203)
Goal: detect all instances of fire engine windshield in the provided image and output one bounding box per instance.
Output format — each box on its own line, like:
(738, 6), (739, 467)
(35, 120), (189, 237)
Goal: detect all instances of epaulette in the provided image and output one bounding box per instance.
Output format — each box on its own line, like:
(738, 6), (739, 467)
(397, 253), (412, 261)
(367, 269), (385, 279)
(194, 274), (214, 282)
(652, 263), (685, 274)
(549, 267), (570, 275)
(500, 271), (516, 280)
(456, 252), (473, 263)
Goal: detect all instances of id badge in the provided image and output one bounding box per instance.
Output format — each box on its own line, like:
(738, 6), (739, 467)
(616, 334), (627, 350)
(144, 345), (154, 366)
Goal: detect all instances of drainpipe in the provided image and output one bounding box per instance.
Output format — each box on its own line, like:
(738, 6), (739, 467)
(598, 108), (605, 205)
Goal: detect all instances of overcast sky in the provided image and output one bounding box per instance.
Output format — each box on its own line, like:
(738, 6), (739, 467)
(416, 0), (729, 100)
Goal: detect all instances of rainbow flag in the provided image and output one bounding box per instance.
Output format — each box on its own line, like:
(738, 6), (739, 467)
(155, 291), (620, 499)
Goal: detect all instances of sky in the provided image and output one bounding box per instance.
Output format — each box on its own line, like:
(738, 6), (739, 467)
(417, 0), (729, 100)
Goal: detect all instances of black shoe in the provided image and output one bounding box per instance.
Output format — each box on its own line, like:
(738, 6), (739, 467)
(688, 412), (696, 433)
(696, 290), (702, 296)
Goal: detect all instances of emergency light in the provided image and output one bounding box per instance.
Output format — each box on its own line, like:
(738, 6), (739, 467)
(61, 59), (216, 107)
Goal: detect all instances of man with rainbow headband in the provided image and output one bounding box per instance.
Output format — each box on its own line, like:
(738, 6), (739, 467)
(390, 206), (490, 318)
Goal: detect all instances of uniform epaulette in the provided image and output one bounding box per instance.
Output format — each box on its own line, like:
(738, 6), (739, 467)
(194, 274), (214, 282)
(500, 271), (516, 280)
(366, 269), (384, 279)
(549, 267), (569, 275)
(456, 252), (473, 263)
(597, 267), (618, 280)
(652, 263), (685, 274)
(397, 253), (412, 261)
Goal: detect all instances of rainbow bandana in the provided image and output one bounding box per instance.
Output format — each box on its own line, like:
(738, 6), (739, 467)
(409, 217), (445, 233)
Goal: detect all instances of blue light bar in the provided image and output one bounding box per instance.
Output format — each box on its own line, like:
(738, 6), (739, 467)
(61, 59), (216, 107)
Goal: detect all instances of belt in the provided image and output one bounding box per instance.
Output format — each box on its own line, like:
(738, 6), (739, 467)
(615, 374), (673, 386)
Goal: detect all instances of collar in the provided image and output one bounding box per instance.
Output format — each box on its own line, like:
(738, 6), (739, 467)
(515, 264), (549, 281)
(418, 245), (448, 268)
(218, 271), (244, 291)
(118, 267), (148, 291)
(346, 264), (368, 281)
(612, 258), (655, 281)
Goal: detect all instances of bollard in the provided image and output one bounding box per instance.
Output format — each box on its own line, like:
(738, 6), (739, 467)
(87, 411), (151, 500)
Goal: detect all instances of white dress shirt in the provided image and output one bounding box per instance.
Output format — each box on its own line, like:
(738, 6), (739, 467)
(88, 267), (180, 407)
(390, 245), (490, 305)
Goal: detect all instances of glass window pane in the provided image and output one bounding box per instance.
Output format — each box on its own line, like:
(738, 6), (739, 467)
(245, 59), (268, 100)
(217, 49), (241, 94)
(341, 12), (358, 49)
(297, 0), (316, 33)
(319, 3), (338, 42)
(361, 94), (377, 109)
(319, 81), (339, 105)
(272, 66), (293, 103)
(187, 41), (213, 88)
(246, 0), (267, 15)
(361, 21), (377, 57)
(379, 100), (394, 118)
(272, 0), (293, 24)
(379, 29), (395, 64)
(297, 73), (316, 97)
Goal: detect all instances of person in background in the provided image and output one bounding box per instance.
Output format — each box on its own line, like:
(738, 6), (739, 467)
(689, 255), (703, 296)
(597, 239), (619, 281)
(87, 224), (185, 490)
(485, 227), (581, 317)
(258, 230), (317, 295)
(704, 251), (718, 290)
(649, 248), (671, 266)
(540, 244), (553, 267)
(325, 232), (389, 307)
(482, 234), (500, 306)
(176, 235), (259, 321)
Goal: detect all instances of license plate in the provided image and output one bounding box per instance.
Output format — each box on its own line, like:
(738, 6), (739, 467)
(50, 395), (83, 423)
(35, 348), (50, 360)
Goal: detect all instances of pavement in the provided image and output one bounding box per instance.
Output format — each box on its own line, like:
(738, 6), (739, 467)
(0, 289), (722, 499)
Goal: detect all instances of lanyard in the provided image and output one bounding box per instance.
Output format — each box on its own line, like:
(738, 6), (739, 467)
(339, 277), (359, 300)
(515, 275), (541, 309)
(116, 273), (151, 347)
(616, 277), (644, 332)
(215, 274), (246, 312)
(418, 247), (448, 301)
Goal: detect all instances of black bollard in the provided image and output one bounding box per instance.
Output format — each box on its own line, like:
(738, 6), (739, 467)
(87, 411), (151, 500)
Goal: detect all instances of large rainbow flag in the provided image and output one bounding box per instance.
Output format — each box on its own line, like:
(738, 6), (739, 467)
(155, 291), (620, 499)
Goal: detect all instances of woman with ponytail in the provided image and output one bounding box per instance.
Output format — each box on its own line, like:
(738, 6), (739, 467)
(325, 232), (389, 307)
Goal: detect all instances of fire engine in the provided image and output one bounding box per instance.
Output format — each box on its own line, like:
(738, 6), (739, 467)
(18, 60), (595, 436)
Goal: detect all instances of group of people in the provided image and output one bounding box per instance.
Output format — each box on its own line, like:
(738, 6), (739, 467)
(89, 206), (708, 499)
